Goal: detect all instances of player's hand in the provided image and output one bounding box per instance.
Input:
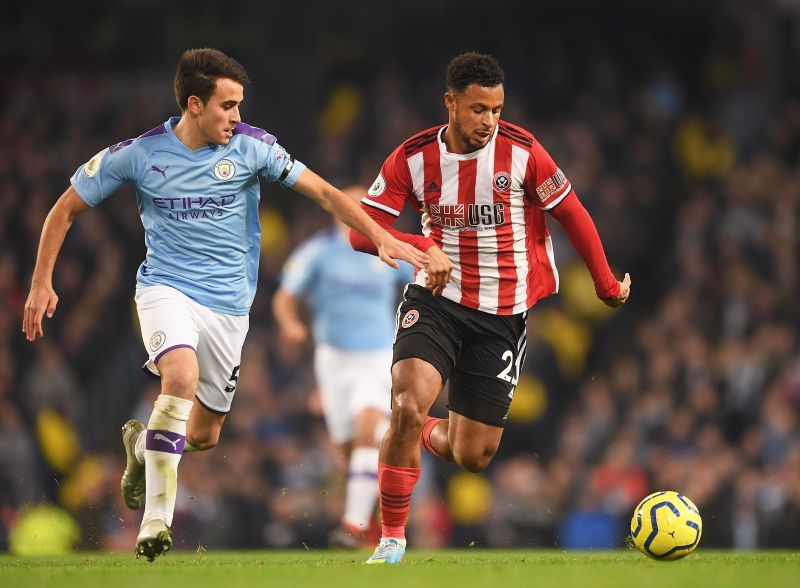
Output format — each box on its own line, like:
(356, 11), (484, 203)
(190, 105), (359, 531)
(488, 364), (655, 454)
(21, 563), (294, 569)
(425, 245), (453, 296)
(602, 272), (631, 308)
(279, 321), (309, 347)
(22, 281), (59, 342)
(376, 233), (429, 270)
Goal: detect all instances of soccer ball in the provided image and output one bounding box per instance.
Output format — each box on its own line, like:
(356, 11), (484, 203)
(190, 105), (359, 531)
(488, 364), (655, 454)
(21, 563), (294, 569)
(629, 491), (702, 560)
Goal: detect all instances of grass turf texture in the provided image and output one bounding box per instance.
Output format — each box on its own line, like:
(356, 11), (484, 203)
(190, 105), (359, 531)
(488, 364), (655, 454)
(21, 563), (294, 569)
(1, 550), (798, 588)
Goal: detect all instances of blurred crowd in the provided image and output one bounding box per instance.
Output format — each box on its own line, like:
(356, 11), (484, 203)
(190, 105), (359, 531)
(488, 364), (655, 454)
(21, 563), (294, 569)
(2, 5), (799, 554)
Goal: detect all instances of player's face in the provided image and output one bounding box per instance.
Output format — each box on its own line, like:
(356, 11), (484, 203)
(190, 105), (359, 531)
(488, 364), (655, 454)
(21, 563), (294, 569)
(446, 84), (504, 152)
(197, 77), (244, 145)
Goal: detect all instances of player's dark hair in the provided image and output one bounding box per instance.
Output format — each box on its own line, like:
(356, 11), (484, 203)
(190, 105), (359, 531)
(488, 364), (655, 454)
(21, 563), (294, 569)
(446, 52), (505, 94)
(174, 48), (250, 110)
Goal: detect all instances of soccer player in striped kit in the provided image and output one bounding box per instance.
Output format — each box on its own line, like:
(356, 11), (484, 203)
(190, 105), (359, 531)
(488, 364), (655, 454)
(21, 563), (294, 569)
(351, 53), (631, 564)
(22, 48), (426, 561)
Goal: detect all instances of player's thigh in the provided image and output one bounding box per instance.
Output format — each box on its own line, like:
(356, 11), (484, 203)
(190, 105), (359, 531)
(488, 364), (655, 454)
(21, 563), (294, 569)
(193, 304), (249, 416)
(447, 410), (504, 466)
(448, 313), (527, 429)
(313, 344), (361, 445)
(392, 285), (460, 414)
(390, 357), (445, 419)
(135, 285), (200, 379)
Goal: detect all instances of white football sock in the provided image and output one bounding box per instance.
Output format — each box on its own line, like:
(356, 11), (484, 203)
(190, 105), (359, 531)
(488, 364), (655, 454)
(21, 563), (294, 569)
(141, 395), (193, 529)
(342, 446), (380, 532)
(135, 430), (200, 464)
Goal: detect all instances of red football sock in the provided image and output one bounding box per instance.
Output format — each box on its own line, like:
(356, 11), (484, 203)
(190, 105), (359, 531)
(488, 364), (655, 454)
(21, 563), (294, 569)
(421, 416), (448, 461)
(378, 463), (420, 540)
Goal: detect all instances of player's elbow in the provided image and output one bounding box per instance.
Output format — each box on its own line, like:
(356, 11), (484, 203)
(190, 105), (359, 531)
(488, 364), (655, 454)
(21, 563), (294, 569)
(349, 228), (373, 253)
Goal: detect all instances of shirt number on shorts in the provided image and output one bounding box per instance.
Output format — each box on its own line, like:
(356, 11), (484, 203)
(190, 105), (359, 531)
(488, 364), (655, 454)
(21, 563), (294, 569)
(224, 366), (240, 394)
(497, 350), (521, 386)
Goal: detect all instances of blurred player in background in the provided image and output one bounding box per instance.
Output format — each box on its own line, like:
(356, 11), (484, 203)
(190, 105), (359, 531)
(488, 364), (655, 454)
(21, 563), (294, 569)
(273, 186), (414, 548)
(350, 52), (631, 564)
(22, 48), (426, 561)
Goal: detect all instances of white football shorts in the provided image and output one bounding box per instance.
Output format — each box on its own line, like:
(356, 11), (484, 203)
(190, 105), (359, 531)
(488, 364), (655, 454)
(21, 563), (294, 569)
(135, 285), (249, 414)
(313, 343), (392, 444)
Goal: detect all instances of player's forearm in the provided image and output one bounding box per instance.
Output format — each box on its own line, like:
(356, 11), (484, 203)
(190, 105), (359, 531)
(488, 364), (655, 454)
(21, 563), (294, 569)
(315, 183), (388, 245)
(271, 289), (303, 330)
(349, 206), (436, 255)
(548, 192), (620, 299)
(30, 203), (76, 287)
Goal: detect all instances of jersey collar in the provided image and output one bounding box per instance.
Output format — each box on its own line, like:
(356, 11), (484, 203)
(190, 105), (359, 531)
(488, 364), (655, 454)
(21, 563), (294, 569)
(437, 124), (498, 161)
(165, 117), (223, 156)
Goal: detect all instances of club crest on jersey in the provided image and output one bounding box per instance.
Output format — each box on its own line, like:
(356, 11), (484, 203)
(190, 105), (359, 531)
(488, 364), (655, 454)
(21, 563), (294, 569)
(401, 310), (419, 329)
(493, 171), (511, 193)
(214, 159), (236, 181)
(368, 173), (386, 197)
(84, 150), (106, 177)
(149, 331), (166, 352)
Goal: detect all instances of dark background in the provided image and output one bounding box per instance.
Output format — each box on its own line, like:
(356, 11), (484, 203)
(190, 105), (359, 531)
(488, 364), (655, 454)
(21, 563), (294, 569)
(1, 0), (799, 553)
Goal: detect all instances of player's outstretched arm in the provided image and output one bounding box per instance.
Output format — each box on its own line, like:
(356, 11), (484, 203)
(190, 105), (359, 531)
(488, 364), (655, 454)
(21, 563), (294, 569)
(291, 169), (428, 270)
(23, 186), (90, 341)
(348, 204), (453, 296)
(271, 288), (309, 347)
(547, 191), (631, 307)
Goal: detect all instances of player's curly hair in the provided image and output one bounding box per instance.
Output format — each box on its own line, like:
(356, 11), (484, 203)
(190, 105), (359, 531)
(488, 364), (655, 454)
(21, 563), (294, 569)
(174, 48), (250, 110)
(446, 52), (505, 93)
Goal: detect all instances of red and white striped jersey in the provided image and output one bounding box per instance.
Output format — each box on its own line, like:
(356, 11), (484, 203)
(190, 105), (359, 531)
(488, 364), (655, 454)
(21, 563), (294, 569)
(362, 121), (573, 316)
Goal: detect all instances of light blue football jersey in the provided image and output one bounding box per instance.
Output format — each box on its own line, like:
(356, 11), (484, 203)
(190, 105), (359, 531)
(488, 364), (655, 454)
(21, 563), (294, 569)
(280, 229), (414, 350)
(70, 117), (306, 315)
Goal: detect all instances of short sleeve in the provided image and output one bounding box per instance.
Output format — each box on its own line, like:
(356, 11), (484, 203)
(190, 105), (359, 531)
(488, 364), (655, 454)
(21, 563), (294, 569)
(258, 140), (307, 188)
(525, 139), (573, 211)
(70, 139), (140, 206)
(362, 145), (414, 217)
(280, 239), (322, 296)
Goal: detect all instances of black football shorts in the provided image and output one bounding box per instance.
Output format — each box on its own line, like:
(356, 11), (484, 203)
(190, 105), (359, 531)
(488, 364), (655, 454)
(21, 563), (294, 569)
(393, 284), (528, 427)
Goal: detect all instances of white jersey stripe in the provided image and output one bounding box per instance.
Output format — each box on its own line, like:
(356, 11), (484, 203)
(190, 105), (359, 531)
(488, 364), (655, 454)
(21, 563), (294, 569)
(510, 145), (531, 313)
(407, 152), (425, 207)
(544, 235), (559, 292)
(438, 152), (462, 302)
(406, 152), (431, 239)
(476, 138), (500, 311)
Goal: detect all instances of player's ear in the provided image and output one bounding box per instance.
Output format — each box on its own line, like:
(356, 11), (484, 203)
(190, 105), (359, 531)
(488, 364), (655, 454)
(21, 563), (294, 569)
(444, 91), (456, 114)
(187, 95), (203, 115)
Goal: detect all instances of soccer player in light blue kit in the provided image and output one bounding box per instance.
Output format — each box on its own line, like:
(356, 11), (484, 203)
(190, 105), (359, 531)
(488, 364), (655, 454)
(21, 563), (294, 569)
(21, 48), (427, 561)
(273, 185), (414, 547)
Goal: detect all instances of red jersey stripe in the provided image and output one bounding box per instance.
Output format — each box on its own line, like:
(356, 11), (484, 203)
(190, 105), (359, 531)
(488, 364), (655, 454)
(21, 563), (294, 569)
(493, 135), (517, 311)
(457, 159), (480, 308)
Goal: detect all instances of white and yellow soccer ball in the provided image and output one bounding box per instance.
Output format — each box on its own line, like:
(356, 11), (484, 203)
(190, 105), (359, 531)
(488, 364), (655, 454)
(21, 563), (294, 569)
(630, 491), (702, 560)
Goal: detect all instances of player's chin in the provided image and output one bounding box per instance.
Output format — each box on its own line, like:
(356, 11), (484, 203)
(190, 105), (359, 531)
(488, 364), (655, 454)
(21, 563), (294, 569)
(470, 134), (491, 149)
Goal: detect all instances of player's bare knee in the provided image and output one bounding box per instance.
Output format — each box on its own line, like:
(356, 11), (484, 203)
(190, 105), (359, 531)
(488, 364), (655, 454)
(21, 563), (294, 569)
(391, 389), (427, 432)
(453, 447), (495, 473)
(160, 370), (198, 399)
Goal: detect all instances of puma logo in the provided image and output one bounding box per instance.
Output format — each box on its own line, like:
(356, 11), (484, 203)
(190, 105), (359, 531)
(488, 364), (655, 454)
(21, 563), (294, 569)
(153, 433), (180, 451)
(150, 165), (169, 179)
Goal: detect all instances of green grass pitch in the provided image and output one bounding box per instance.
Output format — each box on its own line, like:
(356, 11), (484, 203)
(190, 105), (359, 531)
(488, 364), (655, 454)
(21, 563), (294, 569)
(1, 550), (798, 588)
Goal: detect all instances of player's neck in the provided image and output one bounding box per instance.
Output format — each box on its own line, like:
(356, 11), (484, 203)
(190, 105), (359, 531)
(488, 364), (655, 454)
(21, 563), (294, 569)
(442, 124), (474, 155)
(173, 115), (209, 151)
